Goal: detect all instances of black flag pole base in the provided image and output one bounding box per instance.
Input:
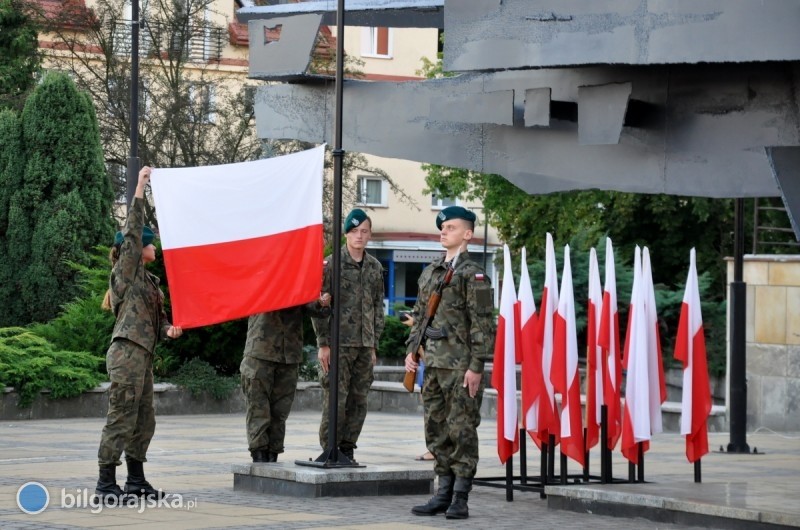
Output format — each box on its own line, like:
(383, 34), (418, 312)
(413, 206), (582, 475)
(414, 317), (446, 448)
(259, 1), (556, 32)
(295, 447), (365, 469)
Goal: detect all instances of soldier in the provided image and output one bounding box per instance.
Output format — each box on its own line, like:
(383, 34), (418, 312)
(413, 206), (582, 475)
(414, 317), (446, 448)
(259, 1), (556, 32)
(405, 206), (495, 520)
(96, 166), (183, 503)
(312, 208), (385, 463)
(241, 296), (330, 463)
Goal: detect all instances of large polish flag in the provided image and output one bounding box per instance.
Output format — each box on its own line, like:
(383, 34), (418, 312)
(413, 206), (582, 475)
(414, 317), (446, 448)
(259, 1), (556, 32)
(674, 248), (711, 463)
(552, 245), (584, 466)
(535, 233), (560, 447)
(585, 247), (603, 451)
(517, 247), (542, 441)
(150, 146), (325, 328)
(598, 238), (622, 450)
(492, 244), (519, 464)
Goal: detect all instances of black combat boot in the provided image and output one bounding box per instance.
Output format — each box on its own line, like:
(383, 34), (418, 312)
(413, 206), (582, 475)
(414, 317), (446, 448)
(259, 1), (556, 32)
(445, 476), (472, 519)
(250, 449), (269, 462)
(95, 465), (126, 504)
(411, 474), (454, 516)
(124, 458), (166, 499)
(267, 452), (278, 463)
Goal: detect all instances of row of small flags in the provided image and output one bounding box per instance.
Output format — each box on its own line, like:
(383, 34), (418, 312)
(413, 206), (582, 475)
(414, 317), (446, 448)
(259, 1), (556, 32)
(492, 235), (711, 467)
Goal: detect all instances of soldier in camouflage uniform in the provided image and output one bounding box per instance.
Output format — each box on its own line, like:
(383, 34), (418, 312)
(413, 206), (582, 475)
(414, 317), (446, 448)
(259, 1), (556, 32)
(312, 208), (385, 463)
(241, 295), (330, 463)
(405, 206), (495, 520)
(96, 166), (183, 503)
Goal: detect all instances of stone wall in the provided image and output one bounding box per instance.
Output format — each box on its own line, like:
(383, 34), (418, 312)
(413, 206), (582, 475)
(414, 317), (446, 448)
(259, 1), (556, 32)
(727, 255), (800, 431)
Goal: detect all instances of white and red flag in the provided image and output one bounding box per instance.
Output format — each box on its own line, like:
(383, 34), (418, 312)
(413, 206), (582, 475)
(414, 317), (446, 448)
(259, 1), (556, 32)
(598, 238), (622, 450)
(492, 244), (519, 464)
(535, 233), (560, 447)
(674, 248), (711, 463)
(552, 245), (584, 466)
(585, 247), (603, 451)
(517, 247), (542, 441)
(621, 246), (665, 464)
(151, 146), (325, 328)
(643, 247), (666, 435)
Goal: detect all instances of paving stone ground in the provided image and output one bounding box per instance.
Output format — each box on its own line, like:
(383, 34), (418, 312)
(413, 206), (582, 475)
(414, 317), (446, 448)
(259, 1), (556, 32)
(1, 411), (797, 529)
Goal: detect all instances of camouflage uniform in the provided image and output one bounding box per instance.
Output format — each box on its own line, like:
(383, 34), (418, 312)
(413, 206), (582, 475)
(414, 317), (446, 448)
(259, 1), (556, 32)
(312, 245), (385, 451)
(407, 253), (495, 479)
(241, 301), (329, 455)
(98, 197), (172, 467)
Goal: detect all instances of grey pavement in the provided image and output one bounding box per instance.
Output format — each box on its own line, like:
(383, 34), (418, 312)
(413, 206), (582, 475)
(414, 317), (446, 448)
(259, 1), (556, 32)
(0, 409), (798, 529)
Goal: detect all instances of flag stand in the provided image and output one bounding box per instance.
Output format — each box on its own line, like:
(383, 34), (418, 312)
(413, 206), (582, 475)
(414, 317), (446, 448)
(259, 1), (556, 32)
(627, 442), (646, 482)
(694, 459), (701, 483)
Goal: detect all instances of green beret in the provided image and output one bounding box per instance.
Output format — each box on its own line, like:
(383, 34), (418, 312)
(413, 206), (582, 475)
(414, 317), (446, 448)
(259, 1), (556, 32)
(114, 226), (155, 247)
(344, 208), (369, 233)
(436, 206), (477, 230)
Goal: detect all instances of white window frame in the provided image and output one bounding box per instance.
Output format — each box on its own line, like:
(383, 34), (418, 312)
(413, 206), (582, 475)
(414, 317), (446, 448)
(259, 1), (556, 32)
(357, 175), (388, 207)
(188, 82), (216, 124)
(431, 194), (460, 210)
(360, 26), (393, 58)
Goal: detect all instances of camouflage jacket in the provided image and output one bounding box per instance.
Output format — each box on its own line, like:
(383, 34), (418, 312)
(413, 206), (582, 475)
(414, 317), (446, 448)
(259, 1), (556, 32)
(110, 197), (171, 354)
(243, 301), (330, 363)
(312, 245), (385, 349)
(407, 253), (495, 373)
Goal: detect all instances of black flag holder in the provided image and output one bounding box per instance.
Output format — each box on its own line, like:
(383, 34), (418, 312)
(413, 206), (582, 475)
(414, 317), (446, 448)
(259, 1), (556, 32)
(295, 0), (363, 471)
(473, 405), (631, 501)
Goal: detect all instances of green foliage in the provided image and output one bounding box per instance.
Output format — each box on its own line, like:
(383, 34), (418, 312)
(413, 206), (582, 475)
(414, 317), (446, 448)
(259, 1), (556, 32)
(0, 108), (21, 320)
(170, 358), (238, 400)
(299, 344), (321, 382)
(30, 250), (115, 360)
(0, 327), (104, 408)
(378, 315), (411, 358)
(2, 72), (114, 326)
(0, 0), (42, 111)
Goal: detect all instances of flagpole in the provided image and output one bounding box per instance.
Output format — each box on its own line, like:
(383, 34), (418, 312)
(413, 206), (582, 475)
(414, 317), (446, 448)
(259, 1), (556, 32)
(297, 0), (360, 469)
(126, 0), (141, 209)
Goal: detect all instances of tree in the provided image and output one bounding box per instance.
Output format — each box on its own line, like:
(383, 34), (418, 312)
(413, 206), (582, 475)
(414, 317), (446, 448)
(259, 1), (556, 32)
(3, 72), (115, 325)
(0, 108), (23, 324)
(0, 0), (42, 111)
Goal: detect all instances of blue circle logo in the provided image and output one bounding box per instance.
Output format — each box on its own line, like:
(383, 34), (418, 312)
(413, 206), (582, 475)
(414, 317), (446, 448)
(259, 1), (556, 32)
(16, 482), (50, 514)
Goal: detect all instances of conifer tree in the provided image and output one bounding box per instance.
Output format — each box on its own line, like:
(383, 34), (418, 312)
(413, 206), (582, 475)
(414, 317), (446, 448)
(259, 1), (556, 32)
(5, 73), (114, 324)
(0, 0), (42, 111)
(0, 109), (23, 325)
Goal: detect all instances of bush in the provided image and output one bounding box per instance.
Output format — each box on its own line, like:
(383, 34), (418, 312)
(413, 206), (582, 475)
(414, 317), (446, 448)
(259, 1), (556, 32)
(170, 358), (238, 400)
(30, 251), (115, 362)
(299, 344), (320, 381)
(0, 327), (104, 407)
(378, 315), (410, 358)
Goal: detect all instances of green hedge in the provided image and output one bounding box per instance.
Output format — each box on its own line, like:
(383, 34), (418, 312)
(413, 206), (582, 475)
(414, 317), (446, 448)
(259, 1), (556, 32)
(0, 327), (104, 407)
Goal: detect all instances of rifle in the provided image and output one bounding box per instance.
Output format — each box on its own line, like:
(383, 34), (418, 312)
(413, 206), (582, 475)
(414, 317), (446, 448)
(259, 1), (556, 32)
(403, 251), (461, 392)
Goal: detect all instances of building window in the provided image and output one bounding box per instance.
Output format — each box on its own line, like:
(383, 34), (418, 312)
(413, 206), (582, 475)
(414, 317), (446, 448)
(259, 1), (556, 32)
(361, 27), (392, 58)
(357, 176), (387, 207)
(188, 83), (216, 123)
(431, 193), (459, 209)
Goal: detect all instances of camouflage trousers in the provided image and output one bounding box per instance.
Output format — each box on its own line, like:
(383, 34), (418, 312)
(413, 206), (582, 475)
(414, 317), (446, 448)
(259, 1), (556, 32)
(422, 367), (484, 479)
(240, 356), (299, 453)
(97, 339), (155, 467)
(319, 346), (374, 450)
